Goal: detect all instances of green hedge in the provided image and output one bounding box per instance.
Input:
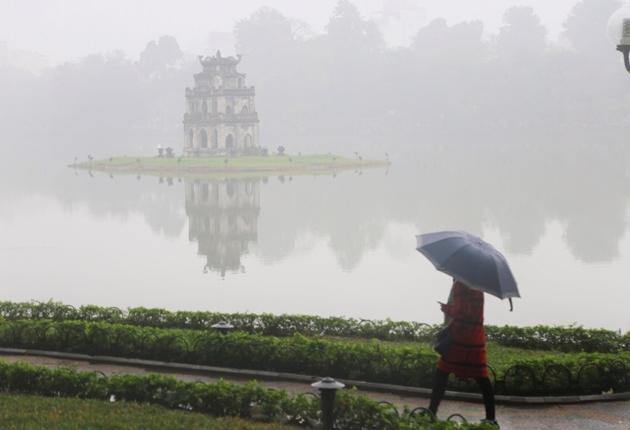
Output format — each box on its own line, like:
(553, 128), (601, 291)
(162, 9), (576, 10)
(0, 301), (626, 353)
(0, 319), (437, 389)
(484, 325), (627, 353)
(0, 361), (488, 430)
(0, 319), (628, 396)
(0, 301), (434, 342)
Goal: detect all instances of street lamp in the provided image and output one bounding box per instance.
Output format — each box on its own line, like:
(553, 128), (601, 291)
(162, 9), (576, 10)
(616, 21), (630, 73)
(311, 377), (345, 430)
(211, 321), (235, 335)
(610, 4), (630, 73)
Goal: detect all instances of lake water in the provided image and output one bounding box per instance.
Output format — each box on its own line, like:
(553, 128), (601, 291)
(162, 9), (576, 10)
(1, 138), (629, 330)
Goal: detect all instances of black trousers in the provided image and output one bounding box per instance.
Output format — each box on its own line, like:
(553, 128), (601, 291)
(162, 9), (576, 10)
(428, 368), (495, 420)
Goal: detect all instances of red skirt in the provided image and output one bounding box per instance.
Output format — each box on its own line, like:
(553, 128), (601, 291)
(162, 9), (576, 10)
(437, 319), (488, 379)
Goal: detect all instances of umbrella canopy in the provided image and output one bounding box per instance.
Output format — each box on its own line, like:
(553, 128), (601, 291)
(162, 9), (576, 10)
(416, 231), (520, 300)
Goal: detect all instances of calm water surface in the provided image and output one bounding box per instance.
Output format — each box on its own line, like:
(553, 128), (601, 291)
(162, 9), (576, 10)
(1, 142), (629, 330)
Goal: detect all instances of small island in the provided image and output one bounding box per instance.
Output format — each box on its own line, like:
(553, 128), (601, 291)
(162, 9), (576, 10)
(69, 153), (390, 177)
(69, 52), (389, 177)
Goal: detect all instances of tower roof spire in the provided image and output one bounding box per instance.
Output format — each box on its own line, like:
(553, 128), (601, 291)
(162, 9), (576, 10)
(199, 50), (241, 68)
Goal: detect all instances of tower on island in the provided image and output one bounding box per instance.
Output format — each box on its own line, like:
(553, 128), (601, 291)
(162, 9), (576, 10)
(183, 51), (260, 156)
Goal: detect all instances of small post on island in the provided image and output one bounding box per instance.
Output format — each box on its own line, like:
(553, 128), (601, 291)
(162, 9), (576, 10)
(311, 377), (345, 430)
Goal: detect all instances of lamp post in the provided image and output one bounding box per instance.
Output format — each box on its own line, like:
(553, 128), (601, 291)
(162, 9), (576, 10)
(617, 19), (630, 73)
(311, 377), (345, 430)
(211, 321), (235, 335)
(610, 4), (630, 73)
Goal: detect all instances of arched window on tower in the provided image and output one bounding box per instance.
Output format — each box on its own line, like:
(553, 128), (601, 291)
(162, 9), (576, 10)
(188, 129), (194, 147)
(199, 129), (208, 149)
(225, 134), (234, 149)
(202, 100), (208, 114)
(241, 105), (249, 114)
(212, 129), (218, 149)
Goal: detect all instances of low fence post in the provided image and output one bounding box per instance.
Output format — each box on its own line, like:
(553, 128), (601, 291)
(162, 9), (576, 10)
(312, 377), (345, 430)
(210, 322), (235, 335)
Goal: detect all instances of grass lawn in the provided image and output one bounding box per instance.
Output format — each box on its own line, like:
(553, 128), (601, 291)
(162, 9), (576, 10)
(328, 336), (574, 375)
(485, 342), (560, 371)
(0, 393), (295, 430)
(71, 154), (389, 177)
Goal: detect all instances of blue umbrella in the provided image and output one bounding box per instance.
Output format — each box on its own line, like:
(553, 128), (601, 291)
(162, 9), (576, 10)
(416, 231), (520, 305)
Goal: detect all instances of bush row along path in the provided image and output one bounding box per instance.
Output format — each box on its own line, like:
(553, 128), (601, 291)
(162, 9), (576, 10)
(1, 353), (628, 430)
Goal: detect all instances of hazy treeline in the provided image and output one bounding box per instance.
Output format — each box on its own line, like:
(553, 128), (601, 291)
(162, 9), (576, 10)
(0, 35), (195, 161)
(1, 0), (628, 161)
(239, 0), (630, 152)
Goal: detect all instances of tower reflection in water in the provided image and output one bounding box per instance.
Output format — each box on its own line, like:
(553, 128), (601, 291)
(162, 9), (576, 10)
(185, 178), (260, 277)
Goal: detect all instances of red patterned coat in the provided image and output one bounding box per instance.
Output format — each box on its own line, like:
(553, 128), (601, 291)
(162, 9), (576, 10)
(437, 281), (489, 379)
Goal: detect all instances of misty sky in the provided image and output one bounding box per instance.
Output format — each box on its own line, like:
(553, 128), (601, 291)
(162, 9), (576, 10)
(2, 0), (592, 64)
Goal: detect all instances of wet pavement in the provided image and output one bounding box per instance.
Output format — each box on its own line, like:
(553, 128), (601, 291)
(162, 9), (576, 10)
(2, 354), (629, 430)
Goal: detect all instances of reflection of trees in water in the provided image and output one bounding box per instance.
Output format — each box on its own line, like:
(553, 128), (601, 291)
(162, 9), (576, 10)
(401, 135), (630, 264)
(555, 146), (628, 262)
(256, 133), (630, 266)
(25, 132), (630, 269)
(565, 210), (626, 263)
(254, 172), (391, 271)
(492, 201), (546, 255)
(137, 189), (186, 238)
(185, 179), (259, 277)
(3, 168), (187, 239)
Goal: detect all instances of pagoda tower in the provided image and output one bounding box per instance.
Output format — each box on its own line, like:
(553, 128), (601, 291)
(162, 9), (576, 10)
(183, 50), (259, 155)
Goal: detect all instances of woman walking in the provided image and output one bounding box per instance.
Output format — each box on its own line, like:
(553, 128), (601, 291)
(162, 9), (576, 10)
(428, 280), (498, 426)
(416, 231), (519, 427)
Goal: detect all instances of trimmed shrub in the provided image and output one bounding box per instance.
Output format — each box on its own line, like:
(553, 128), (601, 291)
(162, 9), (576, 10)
(0, 361), (488, 430)
(0, 319), (627, 396)
(0, 300), (626, 353)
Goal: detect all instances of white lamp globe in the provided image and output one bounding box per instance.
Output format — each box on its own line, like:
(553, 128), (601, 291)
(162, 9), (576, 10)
(608, 3), (630, 46)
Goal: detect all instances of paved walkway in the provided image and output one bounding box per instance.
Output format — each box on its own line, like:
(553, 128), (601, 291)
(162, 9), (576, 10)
(2, 354), (629, 430)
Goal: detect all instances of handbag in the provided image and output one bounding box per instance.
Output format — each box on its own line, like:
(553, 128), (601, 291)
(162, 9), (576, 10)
(433, 325), (452, 358)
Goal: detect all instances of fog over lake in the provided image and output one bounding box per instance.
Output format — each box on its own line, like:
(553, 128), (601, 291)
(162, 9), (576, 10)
(1, 0), (630, 331)
(1, 130), (629, 330)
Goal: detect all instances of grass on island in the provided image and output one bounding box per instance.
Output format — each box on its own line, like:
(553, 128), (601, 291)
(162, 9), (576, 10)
(71, 154), (389, 175)
(0, 393), (296, 430)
